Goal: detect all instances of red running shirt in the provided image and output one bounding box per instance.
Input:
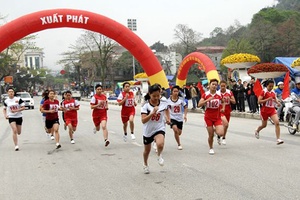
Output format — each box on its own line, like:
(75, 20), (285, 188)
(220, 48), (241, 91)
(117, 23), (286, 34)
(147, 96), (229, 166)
(202, 91), (222, 121)
(220, 89), (233, 114)
(90, 94), (107, 118)
(259, 88), (276, 112)
(43, 99), (60, 120)
(61, 98), (80, 120)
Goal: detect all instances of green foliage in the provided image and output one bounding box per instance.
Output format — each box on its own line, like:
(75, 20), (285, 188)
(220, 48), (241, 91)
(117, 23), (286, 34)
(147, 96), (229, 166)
(150, 41), (169, 52)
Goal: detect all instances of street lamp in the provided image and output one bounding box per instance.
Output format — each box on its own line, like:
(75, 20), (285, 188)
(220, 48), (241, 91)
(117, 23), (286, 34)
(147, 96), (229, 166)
(127, 19), (137, 79)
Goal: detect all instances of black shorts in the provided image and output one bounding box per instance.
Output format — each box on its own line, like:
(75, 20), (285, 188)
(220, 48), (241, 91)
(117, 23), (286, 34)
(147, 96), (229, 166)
(9, 117), (23, 125)
(143, 131), (165, 145)
(170, 119), (183, 130)
(45, 119), (60, 129)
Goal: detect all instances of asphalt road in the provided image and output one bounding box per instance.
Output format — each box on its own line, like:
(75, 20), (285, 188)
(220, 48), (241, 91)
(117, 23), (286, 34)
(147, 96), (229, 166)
(0, 96), (299, 200)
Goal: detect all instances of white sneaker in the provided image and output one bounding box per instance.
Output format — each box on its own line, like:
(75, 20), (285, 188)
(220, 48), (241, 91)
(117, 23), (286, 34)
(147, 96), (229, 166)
(71, 139), (75, 144)
(143, 165), (150, 174)
(177, 145), (183, 150)
(277, 139), (284, 145)
(131, 134), (136, 140)
(15, 146), (19, 151)
(222, 139), (226, 145)
(50, 135), (55, 140)
(123, 135), (127, 142)
(158, 156), (164, 166)
(217, 137), (221, 145)
(56, 143), (61, 149)
(209, 149), (215, 155)
(93, 127), (97, 134)
(255, 130), (259, 139)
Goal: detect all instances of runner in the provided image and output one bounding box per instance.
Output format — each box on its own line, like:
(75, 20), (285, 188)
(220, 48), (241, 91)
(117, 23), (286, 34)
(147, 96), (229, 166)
(198, 79), (225, 155)
(167, 85), (187, 150)
(3, 87), (25, 151)
(218, 80), (236, 145)
(39, 89), (49, 135)
(141, 84), (170, 174)
(60, 92), (67, 131)
(117, 82), (137, 142)
(61, 90), (80, 144)
(41, 90), (62, 149)
(254, 80), (284, 145)
(90, 84), (110, 147)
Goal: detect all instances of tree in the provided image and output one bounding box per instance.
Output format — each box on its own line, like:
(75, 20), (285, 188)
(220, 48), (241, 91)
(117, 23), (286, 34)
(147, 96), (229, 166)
(276, 0), (300, 12)
(150, 41), (169, 52)
(171, 24), (202, 58)
(74, 31), (119, 89)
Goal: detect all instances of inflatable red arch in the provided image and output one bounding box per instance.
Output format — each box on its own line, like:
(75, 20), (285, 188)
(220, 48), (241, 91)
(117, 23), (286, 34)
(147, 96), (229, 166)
(176, 52), (220, 87)
(0, 9), (168, 89)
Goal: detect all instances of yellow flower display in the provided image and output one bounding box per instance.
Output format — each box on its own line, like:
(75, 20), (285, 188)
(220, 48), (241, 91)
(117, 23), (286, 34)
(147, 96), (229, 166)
(291, 58), (300, 67)
(221, 53), (261, 65)
(134, 72), (148, 79)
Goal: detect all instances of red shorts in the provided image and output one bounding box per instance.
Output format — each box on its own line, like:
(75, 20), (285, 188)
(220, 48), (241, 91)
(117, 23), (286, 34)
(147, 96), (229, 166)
(121, 108), (135, 123)
(93, 115), (108, 127)
(204, 117), (223, 127)
(65, 118), (78, 128)
(260, 108), (277, 121)
(221, 112), (231, 122)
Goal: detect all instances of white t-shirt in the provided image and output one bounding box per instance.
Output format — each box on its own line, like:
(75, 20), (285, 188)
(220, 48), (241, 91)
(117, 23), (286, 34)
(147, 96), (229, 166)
(4, 97), (25, 118)
(141, 100), (168, 137)
(167, 97), (186, 122)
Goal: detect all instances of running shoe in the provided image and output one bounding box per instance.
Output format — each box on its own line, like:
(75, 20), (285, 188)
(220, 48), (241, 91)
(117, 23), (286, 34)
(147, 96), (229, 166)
(123, 135), (127, 142)
(93, 127), (97, 134)
(158, 156), (164, 166)
(277, 139), (284, 145)
(143, 165), (150, 174)
(209, 149), (215, 155)
(255, 130), (259, 139)
(131, 134), (136, 140)
(105, 139), (110, 147)
(177, 145), (183, 150)
(217, 137), (221, 145)
(15, 146), (19, 151)
(50, 135), (55, 140)
(71, 139), (75, 144)
(56, 143), (61, 149)
(222, 139), (226, 145)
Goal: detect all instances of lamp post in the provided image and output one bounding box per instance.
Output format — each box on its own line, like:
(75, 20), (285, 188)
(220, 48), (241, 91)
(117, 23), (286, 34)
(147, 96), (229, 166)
(127, 19), (137, 79)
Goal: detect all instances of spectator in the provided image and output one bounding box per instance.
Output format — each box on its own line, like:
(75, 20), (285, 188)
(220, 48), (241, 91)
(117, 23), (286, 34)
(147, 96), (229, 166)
(231, 80), (238, 112)
(236, 79), (245, 112)
(190, 84), (198, 110)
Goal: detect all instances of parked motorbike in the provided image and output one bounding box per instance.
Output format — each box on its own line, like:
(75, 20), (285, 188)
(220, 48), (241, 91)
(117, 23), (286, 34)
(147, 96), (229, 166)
(285, 107), (299, 135)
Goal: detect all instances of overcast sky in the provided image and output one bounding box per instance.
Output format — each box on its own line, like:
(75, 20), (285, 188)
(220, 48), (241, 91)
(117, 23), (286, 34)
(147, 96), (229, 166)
(1, 0), (275, 70)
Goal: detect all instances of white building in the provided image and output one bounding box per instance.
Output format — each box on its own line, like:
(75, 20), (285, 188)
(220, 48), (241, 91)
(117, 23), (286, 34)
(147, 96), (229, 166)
(24, 50), (44, 69)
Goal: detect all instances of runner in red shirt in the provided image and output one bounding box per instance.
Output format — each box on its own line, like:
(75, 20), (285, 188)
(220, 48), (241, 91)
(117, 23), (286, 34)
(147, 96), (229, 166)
(61, 90), (80, 144)
(117, 82), (137, 142)
(198, 79), (225, 155)
(41, 90), (62, 149)
(218, 80), (236, 145)
(255, 80), (284, 145)
(90, 84), (110, 147)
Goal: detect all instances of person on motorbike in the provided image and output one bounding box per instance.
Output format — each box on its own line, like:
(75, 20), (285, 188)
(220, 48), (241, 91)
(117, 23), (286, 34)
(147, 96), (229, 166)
(291, 80), (300, 130)
(274, 81), (285, 121)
